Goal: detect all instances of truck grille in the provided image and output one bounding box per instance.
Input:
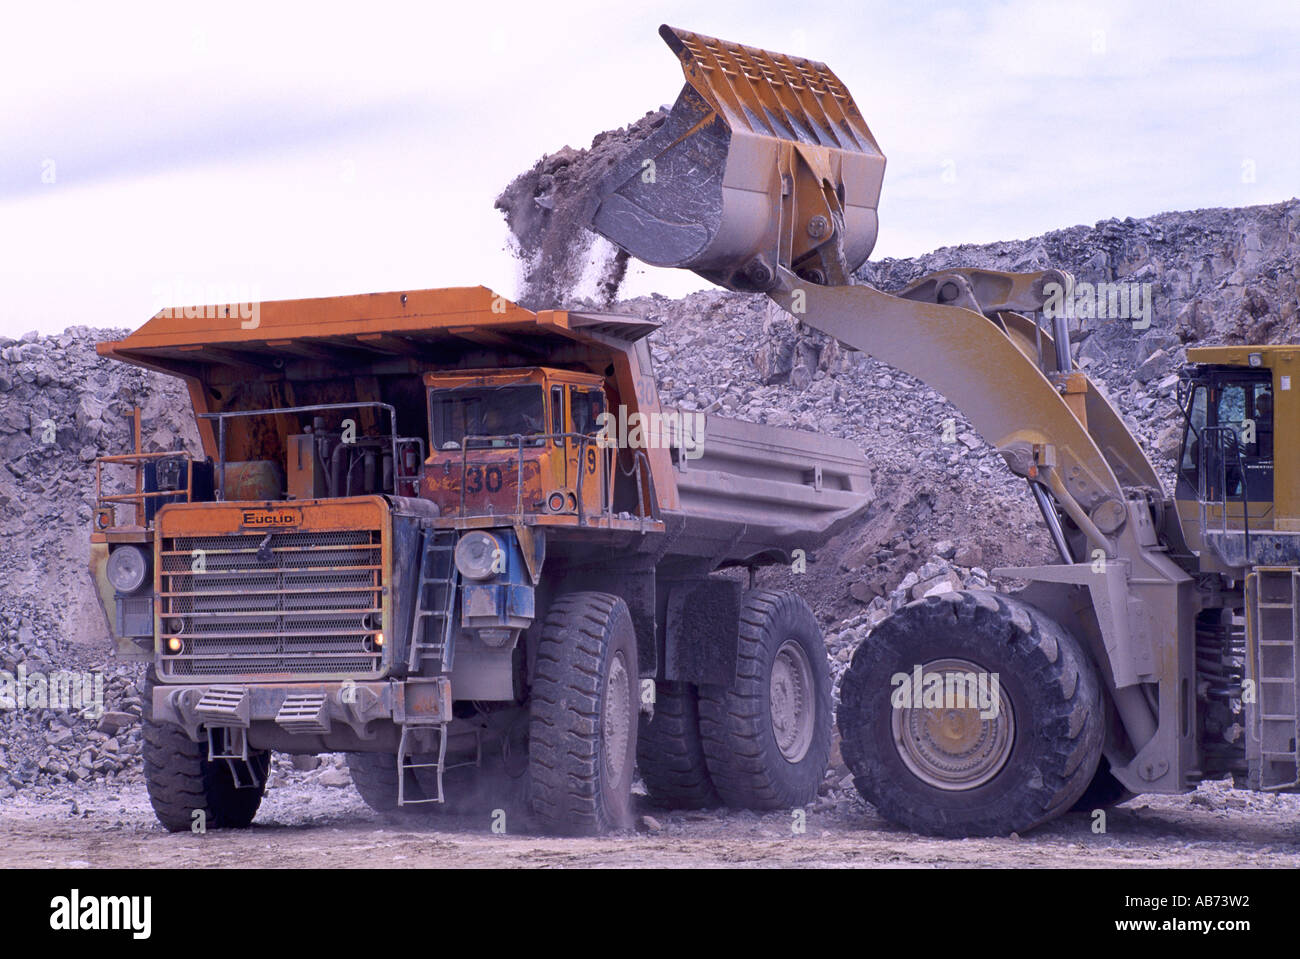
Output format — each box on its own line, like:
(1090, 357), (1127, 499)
(158, 528), (384, 679)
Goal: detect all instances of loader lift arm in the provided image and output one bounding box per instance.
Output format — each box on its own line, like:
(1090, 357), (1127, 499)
(769, 266), (1139, 557)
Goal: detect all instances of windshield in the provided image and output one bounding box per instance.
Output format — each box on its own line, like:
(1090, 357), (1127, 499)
(429, 385), (545, 450)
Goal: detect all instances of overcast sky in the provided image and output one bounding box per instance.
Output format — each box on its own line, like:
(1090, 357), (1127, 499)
(2, 0), (1296, 337)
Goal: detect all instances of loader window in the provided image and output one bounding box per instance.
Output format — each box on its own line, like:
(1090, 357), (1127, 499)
(1177, 373), (1272, 504)
(429, 385), (546, 450)
(1178, 385), (1207, 477)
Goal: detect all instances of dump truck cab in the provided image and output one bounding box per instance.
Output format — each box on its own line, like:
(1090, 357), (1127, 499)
(423, 366), (609, 521)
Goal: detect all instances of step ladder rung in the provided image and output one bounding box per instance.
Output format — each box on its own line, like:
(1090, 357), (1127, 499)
(406, 527), (460, 674)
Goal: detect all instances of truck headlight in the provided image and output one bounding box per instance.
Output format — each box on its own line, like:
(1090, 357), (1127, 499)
(455, 531), (502, 580)
(106, 545), (150, 594)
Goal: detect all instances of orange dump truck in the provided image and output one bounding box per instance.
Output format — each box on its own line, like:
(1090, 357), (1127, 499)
(91, 286), (871, 833)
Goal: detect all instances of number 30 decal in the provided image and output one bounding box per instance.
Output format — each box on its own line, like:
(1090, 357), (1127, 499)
(466, 466), (504, 493)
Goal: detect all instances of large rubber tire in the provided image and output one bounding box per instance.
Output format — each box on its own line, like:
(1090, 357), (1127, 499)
(637, 681), (721, 809)
(142, 678), (270, 832)
(529, 592), (639, 834)
(838, 590), (1103, 837)
(345, 752), (428, 813)
(698, 590), (833, 810)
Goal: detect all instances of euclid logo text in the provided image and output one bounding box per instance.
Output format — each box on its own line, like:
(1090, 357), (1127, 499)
(240, 509), (300, 528)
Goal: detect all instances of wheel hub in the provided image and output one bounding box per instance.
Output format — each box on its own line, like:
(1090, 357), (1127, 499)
(770, 639), (815, 763)
(890, 657), (1014, 791)
(603, 650), (632, 788)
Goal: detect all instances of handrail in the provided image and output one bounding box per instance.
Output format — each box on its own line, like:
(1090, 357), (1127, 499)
(1199, 425), (1252, 558)
(94, 450), (194, 530)
(446, 430), (659, 527)
(199, 401), (403, 501)
(1177, 377), (1254, 561)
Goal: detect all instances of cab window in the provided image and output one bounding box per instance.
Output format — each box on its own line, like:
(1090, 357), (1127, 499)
(570, 388), (606, 436)
(428, 385), (545, 449)
(1178, 374), (1273, 503)
(551, 385), (564, 437)
(1179, 385), (1207, 477)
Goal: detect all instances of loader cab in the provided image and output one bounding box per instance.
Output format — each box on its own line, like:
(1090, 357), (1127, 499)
(421, 367), (609, 520)
(1176, 367), (1274, 508)
(1175, 346), (1300, 568)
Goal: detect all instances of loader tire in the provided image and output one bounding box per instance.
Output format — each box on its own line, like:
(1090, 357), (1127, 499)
(345, 752), (428, 813)
(637, 681), (721, 809)
(142, 677), (269, 832)
(529, 592), (639, 834)
(838, 590), (1103, 838)
(698, 590), (833, 809)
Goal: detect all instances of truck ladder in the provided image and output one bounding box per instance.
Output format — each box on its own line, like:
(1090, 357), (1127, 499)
(407, 528), (459, 674)
(396, 721), (447, 806)
(395, 714), (483, 807)
(1248, 568), (1300, 789)
(396, 528), (468, 805)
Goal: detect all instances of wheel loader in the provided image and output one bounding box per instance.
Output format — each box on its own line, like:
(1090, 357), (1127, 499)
(585, 25), (1300, 836)
(89, 288), (872, 833)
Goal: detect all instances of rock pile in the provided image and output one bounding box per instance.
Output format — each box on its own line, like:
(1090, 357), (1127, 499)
(0, 605), (144, 799)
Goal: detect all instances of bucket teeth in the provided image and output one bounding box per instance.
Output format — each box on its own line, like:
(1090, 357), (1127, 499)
(657, 25), (875, 152)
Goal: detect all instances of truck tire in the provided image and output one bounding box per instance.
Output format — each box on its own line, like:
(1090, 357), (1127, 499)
(697, 590), (833, 809)
(637, 681), (721, 809)
(529, 591), (639, 834)
(838, 590), (1103, 837)
(142, 677), (269, 832)
(345, 752), (428, 812)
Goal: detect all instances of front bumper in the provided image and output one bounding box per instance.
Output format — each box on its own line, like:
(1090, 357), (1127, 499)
(152, 678), (451, 743)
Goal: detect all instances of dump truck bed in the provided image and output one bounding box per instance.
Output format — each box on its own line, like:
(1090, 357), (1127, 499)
(98, 285), (872, 568)
(666, 410), (872, 564)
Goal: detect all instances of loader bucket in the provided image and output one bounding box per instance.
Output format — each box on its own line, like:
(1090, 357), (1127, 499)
(587, 25), (886, 292)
